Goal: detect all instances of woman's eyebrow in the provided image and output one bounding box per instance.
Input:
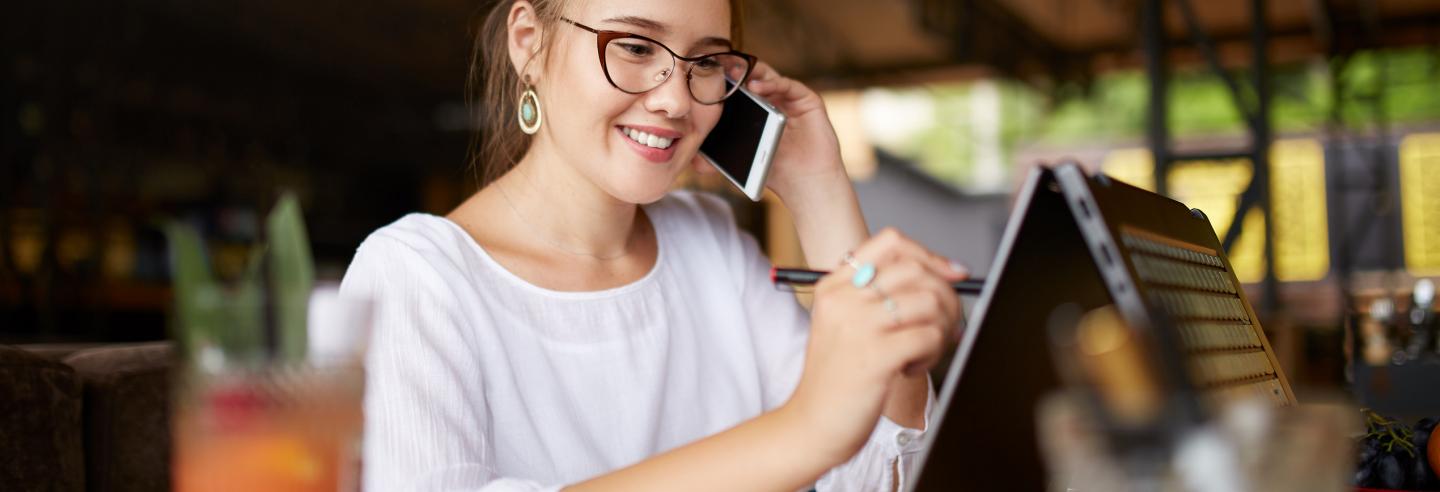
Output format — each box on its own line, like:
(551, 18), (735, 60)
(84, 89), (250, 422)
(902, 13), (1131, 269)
(601, 16), (733, 50)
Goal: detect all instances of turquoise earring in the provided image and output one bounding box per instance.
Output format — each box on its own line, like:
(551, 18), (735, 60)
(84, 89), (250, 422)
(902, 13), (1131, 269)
(517, 79), (542, 135)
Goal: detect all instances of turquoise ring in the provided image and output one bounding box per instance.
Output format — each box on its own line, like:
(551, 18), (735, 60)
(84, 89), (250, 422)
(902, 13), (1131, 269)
(851, 263), (877, 288)
(842, 252), (877, 288)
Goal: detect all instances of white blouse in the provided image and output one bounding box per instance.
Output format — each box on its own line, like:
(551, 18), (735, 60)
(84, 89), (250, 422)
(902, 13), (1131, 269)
(339, 190), (931, 492)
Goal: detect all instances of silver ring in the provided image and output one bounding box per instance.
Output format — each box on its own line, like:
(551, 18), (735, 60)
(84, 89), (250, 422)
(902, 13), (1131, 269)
(841, 252), (862, 271)
(875, 293), (898, 325)
(878, 289), (900, 326)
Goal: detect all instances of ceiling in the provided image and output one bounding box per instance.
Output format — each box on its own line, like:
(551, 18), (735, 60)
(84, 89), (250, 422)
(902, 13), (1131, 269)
(101, 0), (1440, 97)
(755, 0), (1440, 87)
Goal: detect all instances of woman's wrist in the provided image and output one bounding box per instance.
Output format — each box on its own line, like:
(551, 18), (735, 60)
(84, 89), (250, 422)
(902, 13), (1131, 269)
(882, 373), (930, 430)
(773, 164), (869, 269)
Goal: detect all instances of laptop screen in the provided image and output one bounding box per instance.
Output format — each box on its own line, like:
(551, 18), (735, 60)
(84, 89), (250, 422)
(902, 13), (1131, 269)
(908, 164), (1292, 491)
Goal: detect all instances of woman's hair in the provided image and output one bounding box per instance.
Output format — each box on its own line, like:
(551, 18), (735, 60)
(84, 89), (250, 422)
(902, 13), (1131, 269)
(467, 0), (745, 188)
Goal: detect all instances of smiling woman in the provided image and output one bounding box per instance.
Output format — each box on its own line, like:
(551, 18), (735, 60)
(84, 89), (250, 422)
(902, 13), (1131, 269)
(470, 0), (747, 189)
(340, 0), (971, 491)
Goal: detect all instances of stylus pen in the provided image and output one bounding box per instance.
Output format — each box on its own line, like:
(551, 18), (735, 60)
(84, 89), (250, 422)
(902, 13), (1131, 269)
(770, 267), (985, 295)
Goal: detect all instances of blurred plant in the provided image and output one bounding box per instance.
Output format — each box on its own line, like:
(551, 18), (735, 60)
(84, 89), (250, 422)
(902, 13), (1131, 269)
(164, 193), (314, 369)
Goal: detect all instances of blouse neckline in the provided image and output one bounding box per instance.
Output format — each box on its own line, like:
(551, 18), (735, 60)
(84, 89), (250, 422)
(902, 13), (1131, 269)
(423, 203), (668, 300)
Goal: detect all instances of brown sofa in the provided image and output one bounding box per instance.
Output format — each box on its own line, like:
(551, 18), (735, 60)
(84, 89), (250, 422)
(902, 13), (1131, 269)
(0, 343), (173, 492)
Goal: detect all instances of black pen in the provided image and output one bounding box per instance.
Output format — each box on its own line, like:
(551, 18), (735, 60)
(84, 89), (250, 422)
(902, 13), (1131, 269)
(770, 267), (985, 295)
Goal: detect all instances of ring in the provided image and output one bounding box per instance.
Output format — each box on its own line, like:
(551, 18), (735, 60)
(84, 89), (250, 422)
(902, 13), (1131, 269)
(881, 295), (900, 326)
(842, 252), (877, 288)
(864, 278), (900, 325)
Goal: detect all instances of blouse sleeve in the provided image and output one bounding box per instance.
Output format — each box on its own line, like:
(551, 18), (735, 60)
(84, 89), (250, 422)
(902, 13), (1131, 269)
(340, 235), (561, 492)
(703, 195), (935, 492)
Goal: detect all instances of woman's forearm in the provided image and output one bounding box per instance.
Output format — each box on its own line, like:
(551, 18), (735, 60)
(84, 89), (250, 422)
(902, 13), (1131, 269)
(778, 168), (930, 430)
(780, 168), (869, 269)
(565, 405), (834, 492)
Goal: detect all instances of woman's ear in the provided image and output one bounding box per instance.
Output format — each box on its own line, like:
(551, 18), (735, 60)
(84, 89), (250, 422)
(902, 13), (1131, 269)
(506, 1), (543, 81)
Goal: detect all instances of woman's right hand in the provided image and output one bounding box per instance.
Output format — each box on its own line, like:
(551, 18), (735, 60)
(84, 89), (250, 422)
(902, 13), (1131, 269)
(782, 228), (966, 466)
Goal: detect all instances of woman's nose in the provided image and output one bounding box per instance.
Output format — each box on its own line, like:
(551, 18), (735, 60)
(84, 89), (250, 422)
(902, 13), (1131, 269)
(641, 69), (693, 120)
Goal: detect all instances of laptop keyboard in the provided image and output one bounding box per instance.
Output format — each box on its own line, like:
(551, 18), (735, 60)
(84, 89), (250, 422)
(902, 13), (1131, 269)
(1121, 230), (1290, 407)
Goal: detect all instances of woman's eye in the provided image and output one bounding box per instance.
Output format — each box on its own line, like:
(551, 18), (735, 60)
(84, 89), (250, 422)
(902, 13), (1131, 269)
(617, 42), (654, 57)
(694, 58), (722, 71)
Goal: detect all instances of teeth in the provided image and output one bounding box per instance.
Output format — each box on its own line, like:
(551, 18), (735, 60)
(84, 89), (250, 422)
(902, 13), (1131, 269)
(622, 127), (674, 150)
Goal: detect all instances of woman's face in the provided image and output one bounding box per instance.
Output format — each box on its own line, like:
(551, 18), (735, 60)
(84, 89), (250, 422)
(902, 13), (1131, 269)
(535, 0), (731, 204)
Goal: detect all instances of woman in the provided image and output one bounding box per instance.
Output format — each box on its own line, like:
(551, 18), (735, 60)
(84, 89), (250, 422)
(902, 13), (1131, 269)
(339, 0), (968, 490)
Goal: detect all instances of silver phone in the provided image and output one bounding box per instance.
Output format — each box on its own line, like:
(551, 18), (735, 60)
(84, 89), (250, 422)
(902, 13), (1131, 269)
(699, 83), (786, 201)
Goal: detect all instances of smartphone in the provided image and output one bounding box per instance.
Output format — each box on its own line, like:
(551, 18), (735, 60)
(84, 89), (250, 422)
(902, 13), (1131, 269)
(700, 82), (786, 201)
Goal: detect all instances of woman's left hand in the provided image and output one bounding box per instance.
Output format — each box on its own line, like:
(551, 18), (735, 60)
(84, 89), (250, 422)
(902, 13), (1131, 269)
(689, 61), (847, 202)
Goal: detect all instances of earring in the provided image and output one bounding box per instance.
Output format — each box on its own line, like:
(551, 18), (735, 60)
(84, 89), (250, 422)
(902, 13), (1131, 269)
(517, 79), (542, 135)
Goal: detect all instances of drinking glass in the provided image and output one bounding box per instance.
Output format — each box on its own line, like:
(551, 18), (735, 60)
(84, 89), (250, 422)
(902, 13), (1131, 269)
(172, 284), (371, 492)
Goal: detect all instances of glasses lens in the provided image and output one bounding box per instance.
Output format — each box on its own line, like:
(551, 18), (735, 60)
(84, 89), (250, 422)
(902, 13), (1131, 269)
(689, 54), (751, 103)
(604, 37), (674, 94)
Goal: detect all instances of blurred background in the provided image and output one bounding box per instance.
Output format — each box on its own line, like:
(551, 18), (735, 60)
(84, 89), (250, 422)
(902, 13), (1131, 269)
(3, 0), (1439, 399)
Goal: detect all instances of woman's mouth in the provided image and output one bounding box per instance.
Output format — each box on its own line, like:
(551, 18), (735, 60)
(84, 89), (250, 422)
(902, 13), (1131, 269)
(620, 126), (676, 149)
(617, 126), (681, 163)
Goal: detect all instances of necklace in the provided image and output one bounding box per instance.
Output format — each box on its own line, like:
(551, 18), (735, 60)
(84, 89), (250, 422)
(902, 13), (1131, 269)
(493, 172), (636, 261)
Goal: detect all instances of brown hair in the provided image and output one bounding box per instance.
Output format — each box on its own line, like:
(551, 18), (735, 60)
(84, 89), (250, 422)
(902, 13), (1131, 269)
(467, 0), (746, 188)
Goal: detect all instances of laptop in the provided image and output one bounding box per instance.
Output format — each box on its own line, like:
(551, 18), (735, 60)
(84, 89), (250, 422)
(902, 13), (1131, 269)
(906, 163), (1294, 491)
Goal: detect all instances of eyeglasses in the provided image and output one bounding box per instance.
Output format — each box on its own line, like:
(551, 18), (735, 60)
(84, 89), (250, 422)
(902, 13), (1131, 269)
(561, 18), (756, 105)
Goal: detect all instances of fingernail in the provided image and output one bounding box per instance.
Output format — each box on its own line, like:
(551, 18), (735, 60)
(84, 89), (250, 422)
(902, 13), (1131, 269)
(948, 260), (969, 276)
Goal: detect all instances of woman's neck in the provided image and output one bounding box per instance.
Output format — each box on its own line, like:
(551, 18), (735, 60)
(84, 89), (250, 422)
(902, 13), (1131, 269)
(481, 143), (642, 261)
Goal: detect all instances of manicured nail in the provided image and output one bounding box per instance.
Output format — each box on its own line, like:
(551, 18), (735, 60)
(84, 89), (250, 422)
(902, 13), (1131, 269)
(948, 260), (969, 276)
